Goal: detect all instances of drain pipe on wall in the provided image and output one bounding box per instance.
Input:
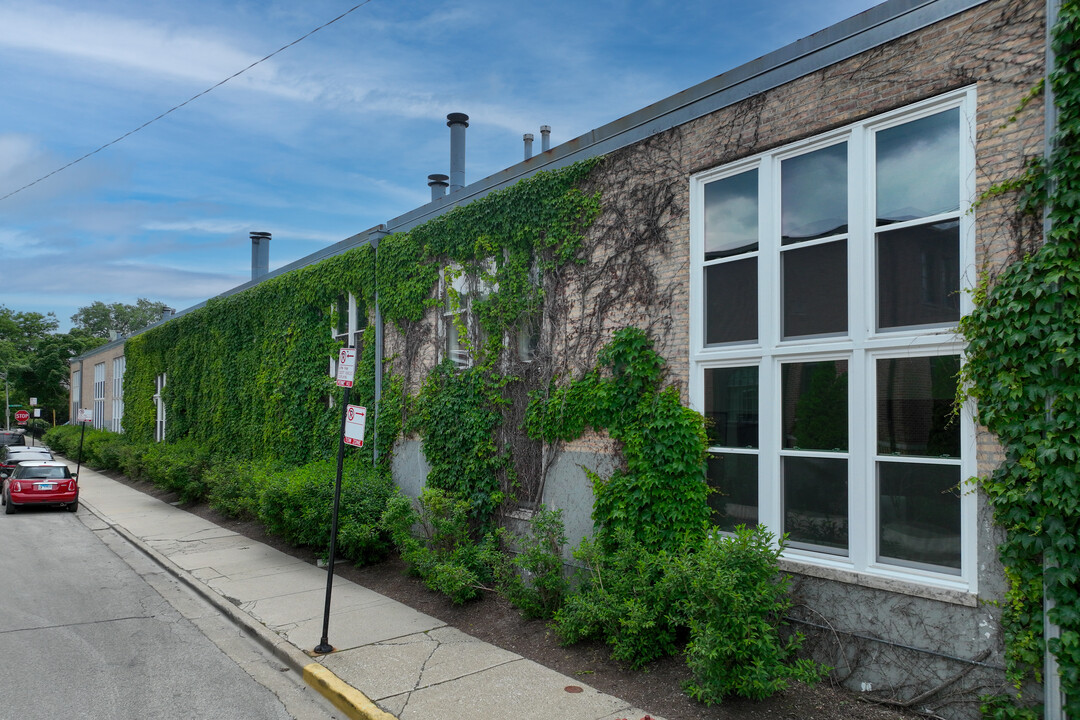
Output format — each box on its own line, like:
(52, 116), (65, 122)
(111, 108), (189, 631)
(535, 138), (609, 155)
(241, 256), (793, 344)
(370, 226), (388, 467)
(1043, 0), (1064, 718)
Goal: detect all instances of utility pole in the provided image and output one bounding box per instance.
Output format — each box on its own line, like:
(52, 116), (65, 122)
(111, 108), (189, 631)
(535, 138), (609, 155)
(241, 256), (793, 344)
(3, 372), (9, 431)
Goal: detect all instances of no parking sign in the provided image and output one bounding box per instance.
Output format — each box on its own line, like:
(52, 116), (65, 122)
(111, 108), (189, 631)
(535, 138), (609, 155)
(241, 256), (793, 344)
(343, 405), (366, 447)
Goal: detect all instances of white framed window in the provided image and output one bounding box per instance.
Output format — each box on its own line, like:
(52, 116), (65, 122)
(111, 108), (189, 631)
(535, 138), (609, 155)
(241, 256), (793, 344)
(689, 89), (977, 592)
(93, 363), (106, 430)
(112, 356), (125, 433)
(153, 373), (167, 443)
(331, 293), (367, 349)
(441, 263), (493, 370)
(71, 369), (81, 422)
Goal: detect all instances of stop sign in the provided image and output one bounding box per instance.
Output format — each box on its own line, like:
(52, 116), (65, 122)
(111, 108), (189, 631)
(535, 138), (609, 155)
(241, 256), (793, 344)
(14, 410), (30, 424)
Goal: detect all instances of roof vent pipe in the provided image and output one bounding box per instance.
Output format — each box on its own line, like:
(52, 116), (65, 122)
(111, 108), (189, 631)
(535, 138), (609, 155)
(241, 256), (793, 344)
(250, 231), (271, 281)
(428, 173), (449, 201)
(540, 125), (551, 152)
(447, 113), (469, 192)
(523, 133), (534, 160)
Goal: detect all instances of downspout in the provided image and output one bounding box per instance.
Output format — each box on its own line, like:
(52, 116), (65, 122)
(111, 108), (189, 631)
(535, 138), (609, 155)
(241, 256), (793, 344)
(370, 226), (388, 467)
(1043, 1), (1064, 718)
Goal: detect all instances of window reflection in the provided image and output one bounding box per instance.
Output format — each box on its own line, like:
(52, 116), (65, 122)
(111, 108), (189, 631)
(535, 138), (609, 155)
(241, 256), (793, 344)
(877, 356), (960, 458)
(705, 170), (758, 260)
(782, 360), (848, 452)
(782, 143), (847, 243)
(704, 366), (758, 447)
(876, 109), (960, 224)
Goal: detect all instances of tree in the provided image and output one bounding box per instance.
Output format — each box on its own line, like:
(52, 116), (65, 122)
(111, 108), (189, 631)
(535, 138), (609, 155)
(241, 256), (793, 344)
(70, 298), (169, 338)
(0, 305), (105, 427)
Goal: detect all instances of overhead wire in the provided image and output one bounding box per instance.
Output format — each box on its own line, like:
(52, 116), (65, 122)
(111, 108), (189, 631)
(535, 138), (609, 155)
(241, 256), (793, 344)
(0, 0), (375, 203)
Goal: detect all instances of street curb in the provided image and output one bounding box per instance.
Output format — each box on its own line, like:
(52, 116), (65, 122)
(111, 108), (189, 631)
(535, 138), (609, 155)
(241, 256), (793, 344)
(304, 664), (398, 720)
(79, 496), (398, 720)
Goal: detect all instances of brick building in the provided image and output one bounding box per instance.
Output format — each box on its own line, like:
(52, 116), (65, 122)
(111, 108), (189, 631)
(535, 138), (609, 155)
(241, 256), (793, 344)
(71, 0), (1053, 713)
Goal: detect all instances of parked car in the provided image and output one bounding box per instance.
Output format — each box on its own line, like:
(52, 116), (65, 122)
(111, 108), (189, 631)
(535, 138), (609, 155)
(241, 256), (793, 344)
(0, 430), (25, 447)
(2, 460), (78, 513)
(1, 447), (55, 478)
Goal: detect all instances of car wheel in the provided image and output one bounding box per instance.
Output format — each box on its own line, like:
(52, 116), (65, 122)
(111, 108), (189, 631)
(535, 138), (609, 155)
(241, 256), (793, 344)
(4, 493), (13, 514)
(67, 500), (78, 513)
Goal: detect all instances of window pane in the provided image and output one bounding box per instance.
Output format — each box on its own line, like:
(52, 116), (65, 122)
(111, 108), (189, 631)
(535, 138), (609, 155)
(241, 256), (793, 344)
(784, 456), (847, 552)
(879, 462), (961, 571)
(782, 240), (847, 338)
(782, 143), (847, 243)
(446, 319), (469, 369)
(705, 258), (757, 344)
(877, 220), (960, 329)
(704, 366), (758, 447)
(782, 360), (848, 452)
(876, 108), (960, 225)
(705, 170), (758, 260)
(708, 453), (758, 531)
(877, 356), (961, 458)
(335, 295), (349, 337)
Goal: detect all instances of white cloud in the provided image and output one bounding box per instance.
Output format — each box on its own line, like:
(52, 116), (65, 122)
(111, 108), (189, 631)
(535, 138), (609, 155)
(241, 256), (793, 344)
(0, 3), (308, 100)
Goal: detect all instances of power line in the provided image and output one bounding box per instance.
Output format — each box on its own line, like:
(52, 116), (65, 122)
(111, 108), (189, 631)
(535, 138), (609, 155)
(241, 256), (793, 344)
(0, 0), (375, 203)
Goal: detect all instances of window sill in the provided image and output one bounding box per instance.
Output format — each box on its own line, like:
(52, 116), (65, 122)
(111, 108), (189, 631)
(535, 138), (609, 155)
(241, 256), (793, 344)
(778, 557), (977, 607)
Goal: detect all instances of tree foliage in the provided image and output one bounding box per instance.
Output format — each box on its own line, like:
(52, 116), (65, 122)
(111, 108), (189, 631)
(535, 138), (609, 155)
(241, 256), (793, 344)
(0, 305), (103, 424)
(70, 298), (170, 338)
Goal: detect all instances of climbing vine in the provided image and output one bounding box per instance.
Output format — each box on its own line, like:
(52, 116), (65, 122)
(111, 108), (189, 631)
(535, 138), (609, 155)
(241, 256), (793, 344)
(526, 327), (710, 553)
(959, 2), (1080, 715)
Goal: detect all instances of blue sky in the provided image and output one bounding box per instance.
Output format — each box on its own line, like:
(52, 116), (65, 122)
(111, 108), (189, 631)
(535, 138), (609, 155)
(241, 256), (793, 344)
(1, 0), (882, 331)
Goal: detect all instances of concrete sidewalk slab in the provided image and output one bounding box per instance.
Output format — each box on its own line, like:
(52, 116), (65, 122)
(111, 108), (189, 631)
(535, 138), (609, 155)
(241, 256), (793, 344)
(68, 462), (663, 720)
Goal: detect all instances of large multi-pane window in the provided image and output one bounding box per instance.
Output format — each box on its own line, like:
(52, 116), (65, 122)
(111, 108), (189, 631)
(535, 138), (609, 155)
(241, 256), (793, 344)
(93, 363), (106, 430)
(691, 90), (976, 590)
(71, 369), (81, 422)
(112, 356), (125, 433)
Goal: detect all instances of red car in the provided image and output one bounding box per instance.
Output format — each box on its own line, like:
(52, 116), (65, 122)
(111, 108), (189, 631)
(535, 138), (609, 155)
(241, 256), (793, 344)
(2, 460), (78, 514)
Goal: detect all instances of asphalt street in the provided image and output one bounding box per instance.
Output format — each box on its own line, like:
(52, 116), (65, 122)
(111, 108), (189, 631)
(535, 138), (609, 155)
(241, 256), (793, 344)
(0, 504), (337, 720)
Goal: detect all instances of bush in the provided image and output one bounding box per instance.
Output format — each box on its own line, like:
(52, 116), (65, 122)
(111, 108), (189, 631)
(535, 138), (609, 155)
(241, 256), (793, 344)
(257, 458), (394, 566)
(490, 506), (569, 619)
(677, 527), (825, 704)
(381, 487), (493, 604)
(206, 458), (274, 520)
(138, 440), (213, 503)
(553, 529), (685, 669)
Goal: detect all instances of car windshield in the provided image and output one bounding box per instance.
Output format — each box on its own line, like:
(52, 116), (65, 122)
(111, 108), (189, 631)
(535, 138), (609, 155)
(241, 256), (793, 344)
(17, 466), (71, 480)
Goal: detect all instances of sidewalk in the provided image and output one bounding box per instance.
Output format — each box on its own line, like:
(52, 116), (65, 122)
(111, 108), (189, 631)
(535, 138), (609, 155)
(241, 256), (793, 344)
(69, 463), (661, 720)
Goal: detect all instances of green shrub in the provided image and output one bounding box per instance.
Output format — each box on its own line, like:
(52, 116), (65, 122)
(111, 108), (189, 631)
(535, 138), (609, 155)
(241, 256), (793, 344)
(677, 527), (825, 704)
(552, 530), (685, 668)
(139, 440), (213, 502)
(381, 487), (493, 604)
(490, 506), (569, 619)
(257, 458), (393, 566)
(206, 458), (274, 520)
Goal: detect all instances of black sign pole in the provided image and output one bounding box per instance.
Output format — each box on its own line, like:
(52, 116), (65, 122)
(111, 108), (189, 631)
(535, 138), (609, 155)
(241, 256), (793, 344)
(315, 384), (350, 655)
(75, 419), (87, 479)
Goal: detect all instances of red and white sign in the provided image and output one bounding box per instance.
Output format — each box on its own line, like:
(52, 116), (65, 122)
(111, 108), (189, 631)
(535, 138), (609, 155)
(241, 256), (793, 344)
(77, 409), (93, 423)
(343, 405), (367, 447)
(336, 347), (357, 388)
(14, 410), (29, 424)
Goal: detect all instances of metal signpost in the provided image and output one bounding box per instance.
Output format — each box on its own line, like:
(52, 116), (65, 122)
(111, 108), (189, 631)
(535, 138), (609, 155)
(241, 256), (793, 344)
(314, 348), (363, 655)
(75, 409), (92, 479)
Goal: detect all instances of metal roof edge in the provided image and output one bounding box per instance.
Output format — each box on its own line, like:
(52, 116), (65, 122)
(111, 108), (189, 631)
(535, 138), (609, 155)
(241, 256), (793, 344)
(162, 0), (990, 313)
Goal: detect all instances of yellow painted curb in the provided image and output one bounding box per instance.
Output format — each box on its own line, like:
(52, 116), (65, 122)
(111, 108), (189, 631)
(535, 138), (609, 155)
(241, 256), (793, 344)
(303, 663), (398, 720)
